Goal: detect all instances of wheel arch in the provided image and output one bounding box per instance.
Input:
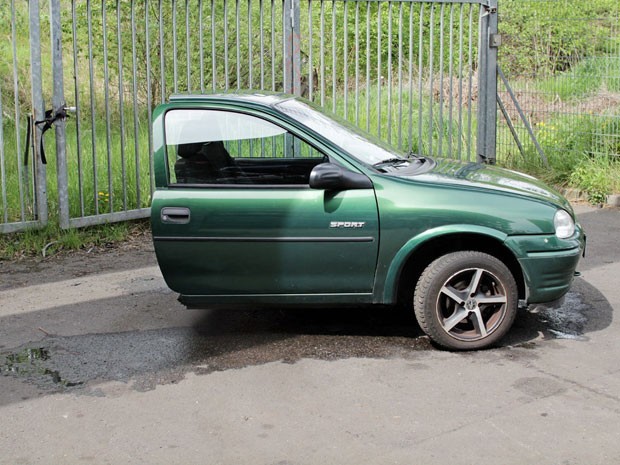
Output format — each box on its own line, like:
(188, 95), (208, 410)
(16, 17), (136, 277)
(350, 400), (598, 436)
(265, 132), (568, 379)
(382, 227), (526, 307)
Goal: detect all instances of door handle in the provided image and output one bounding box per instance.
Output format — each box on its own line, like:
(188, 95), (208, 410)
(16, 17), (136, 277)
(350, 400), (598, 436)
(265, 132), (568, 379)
(161, 207), (191, 224)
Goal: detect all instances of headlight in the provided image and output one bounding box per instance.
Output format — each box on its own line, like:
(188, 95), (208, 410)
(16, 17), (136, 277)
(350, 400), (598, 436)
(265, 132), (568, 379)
(554, 209), (575, 239)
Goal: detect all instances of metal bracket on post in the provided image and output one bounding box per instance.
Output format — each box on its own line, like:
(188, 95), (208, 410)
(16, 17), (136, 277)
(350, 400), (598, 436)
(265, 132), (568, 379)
(476, 0), (499, 164)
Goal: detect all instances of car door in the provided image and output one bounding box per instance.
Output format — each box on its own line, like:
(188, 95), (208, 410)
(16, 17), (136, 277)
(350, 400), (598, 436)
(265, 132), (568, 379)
(151, 107), (379, 298)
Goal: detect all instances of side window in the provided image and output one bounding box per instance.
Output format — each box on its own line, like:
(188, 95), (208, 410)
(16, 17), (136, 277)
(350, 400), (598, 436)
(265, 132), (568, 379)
(164, 109), (328, 185)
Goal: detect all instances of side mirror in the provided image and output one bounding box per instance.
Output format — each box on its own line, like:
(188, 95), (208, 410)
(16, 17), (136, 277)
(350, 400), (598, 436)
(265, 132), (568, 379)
(309, 163), (373, 190)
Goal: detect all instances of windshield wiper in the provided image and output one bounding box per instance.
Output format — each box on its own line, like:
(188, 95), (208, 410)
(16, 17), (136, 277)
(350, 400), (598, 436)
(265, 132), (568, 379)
(407, 150), (429, 161)
(373, 158), (410, 168)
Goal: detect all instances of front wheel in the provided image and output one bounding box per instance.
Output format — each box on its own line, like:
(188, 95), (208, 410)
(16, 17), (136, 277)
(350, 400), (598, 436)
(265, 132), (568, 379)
(414, 251), (518, 350)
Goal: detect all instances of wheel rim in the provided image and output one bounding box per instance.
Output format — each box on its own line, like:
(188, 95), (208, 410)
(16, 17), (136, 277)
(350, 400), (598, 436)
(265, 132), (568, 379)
(435, 267), (508, 342)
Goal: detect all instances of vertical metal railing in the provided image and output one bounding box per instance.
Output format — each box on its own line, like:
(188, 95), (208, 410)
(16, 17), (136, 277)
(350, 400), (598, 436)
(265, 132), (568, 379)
(299, 0), (488, 160)
(1, 0), (497, 234)
(52, 0), (293, 228)
(0, 0), (45, 233)
(496, 1), (620, 168)
(476, 0), (499, 163)
(58, 0), (168, 227)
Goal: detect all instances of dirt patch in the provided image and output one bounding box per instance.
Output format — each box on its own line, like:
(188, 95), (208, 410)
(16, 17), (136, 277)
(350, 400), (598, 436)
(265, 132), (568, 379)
(498, 88), (620, 126)
(0, 226), (156, 291)
(574, 90), (620, 116)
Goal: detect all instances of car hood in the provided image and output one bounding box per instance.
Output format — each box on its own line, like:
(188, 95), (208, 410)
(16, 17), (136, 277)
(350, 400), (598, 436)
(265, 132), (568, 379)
(402, 159), (572, 212)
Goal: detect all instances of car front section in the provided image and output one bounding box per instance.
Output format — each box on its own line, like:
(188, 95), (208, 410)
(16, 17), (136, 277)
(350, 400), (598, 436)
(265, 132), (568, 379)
(150, 92), (585, 351)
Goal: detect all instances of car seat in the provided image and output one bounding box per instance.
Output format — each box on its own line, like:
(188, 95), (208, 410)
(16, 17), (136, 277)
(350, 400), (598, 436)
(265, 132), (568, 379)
(174, 141), (235, 183)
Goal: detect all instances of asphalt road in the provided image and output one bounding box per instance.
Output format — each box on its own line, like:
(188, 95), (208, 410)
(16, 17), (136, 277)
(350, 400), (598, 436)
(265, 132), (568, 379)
(0, 205), (618, 464)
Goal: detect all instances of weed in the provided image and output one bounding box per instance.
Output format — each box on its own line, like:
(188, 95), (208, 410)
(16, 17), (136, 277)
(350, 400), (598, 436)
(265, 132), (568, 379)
(569, 155), (620, 205)
(0, 219), (149, 260)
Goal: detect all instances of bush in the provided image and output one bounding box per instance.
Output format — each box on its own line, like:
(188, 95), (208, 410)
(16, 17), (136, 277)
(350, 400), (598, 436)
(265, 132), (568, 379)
(500, 0), (620, 78)
(570, 156), (620, 205)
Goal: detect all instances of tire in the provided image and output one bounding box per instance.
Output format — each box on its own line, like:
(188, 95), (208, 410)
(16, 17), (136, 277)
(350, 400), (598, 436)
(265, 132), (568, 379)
(414, 251), (518, 350)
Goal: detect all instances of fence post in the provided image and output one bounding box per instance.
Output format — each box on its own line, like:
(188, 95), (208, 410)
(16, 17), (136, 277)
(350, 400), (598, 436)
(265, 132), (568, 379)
(29, 0), (48, 225)
(284, 0), (301, 95)
(476, 0), (499, 164)
(50, 0), (69, 229)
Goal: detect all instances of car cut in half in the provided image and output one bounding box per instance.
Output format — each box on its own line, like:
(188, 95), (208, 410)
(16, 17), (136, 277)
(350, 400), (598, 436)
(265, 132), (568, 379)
(150, 92), (585, 350)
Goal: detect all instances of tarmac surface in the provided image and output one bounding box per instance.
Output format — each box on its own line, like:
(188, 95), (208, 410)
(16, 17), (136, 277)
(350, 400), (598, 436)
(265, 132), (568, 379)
(0, 204), (618, 464)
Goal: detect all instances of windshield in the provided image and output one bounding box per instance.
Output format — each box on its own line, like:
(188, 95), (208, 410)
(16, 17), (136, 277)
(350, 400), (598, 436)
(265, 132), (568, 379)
(276, 98), (408, 167)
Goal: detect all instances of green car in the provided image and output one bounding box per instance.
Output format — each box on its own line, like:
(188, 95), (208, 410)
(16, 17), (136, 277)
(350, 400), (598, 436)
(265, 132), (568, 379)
(151, 92), (585, 350)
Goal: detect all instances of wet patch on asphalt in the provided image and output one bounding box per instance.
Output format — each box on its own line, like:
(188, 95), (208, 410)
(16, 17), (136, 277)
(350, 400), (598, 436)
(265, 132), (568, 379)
(531, 291), (591, 341)
(0, 306), (431, 393)
(0, 290), (594, 394)
(1, 347), (84, 389)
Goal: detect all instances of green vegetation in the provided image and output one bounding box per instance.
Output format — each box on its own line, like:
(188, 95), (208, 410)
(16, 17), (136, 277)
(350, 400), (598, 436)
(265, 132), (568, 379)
(499, 52), (620, 200)
(0, 219), (148, 260)
(534, 56), (620, 101)
(570, 156), (620, 205)
(499, 0), (620, 78)
(497, 0), (620, 201)
(1, 0), (619, 257)
(500, 111), (620, 199)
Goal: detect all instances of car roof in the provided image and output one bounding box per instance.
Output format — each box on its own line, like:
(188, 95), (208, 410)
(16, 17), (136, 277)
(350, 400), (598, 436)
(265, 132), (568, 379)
(168, 91), (294, 107)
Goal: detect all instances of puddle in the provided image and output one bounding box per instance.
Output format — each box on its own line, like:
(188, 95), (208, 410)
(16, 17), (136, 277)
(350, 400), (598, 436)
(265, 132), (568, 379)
(535, 291), (590, 341)
(0, 347), (83, 388)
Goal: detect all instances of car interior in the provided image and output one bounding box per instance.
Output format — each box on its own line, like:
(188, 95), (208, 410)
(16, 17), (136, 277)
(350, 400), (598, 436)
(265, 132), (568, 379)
(173, 140), (328, 185)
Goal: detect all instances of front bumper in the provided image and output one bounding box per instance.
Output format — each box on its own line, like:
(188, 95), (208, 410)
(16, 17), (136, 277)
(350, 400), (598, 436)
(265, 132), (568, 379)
(518, 248), (582, 303)
(506, 226), (585, 305)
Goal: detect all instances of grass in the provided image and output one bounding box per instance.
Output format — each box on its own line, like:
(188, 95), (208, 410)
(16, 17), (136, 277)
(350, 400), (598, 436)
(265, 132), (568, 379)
(497, 53), (620, 193)
(0, 108), (153, 223)
(498, 111), (620, 201)
(570, 155), (620, 204)
(534, 55), (620, 101)
(0, 218), (149, 260)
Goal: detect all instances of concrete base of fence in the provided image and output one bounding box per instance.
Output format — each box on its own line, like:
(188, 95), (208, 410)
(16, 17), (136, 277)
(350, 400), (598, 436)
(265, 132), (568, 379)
(562, 188), (620, 208)
(562, 188), (588, 203)
(607, 194), (620, 207)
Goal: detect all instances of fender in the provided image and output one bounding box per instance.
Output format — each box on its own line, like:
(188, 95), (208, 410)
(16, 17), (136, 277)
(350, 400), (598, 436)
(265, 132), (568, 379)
(379, 224), (509, 303)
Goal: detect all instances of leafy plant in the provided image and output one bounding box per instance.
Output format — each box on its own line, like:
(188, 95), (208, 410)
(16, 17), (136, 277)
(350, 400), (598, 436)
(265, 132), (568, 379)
(500, 0), (620, 78)
(570, 155), (620, 205)
(0, 219), (149, 260)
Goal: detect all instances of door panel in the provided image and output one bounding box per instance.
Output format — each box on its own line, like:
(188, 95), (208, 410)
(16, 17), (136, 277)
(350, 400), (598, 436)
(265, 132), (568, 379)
(152, 187), (379, 296)
(153, 106), (379, 298)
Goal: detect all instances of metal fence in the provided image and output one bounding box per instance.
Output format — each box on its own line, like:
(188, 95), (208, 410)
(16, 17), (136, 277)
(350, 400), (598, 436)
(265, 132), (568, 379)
(1, 0), (499, 233)
(497, 0), (620, 167)
(0, 1), (46, 233)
